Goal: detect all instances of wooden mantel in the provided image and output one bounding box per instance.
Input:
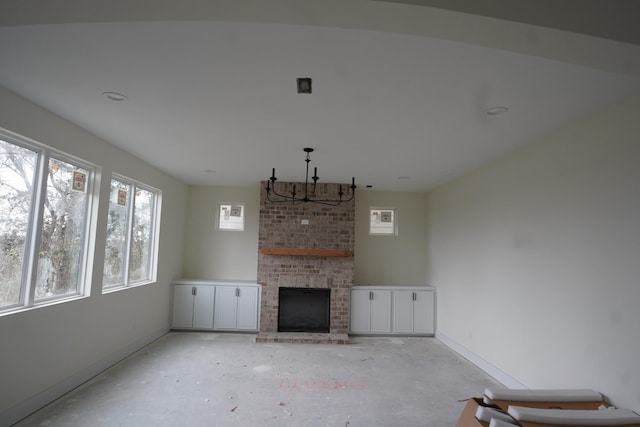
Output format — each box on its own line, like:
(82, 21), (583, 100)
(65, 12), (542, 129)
(260, 247), (352, 257)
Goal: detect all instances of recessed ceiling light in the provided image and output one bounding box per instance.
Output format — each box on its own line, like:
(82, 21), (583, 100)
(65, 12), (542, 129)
(102, 91), (128, 101)
(486, 106), (509, 116)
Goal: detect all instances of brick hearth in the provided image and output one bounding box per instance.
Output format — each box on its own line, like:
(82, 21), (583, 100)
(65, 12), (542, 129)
(256, 181), (355, 344)
(255, 332), (350, 345)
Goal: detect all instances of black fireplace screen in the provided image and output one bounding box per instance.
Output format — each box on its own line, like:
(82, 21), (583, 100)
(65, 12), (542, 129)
(278, 288), (330, 333)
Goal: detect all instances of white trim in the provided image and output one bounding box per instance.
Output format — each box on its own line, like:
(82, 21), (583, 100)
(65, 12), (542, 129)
(436, 330), (527, 389)
(0, 328), (168, 426)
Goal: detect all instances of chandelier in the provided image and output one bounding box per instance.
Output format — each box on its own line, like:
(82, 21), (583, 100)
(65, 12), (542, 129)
(265, 148), (356, 206)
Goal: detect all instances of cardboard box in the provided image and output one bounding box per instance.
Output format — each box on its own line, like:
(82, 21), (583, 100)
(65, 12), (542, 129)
(491, 397), (610, 427)
(459, 390), (640, 427)
(455, 398), (490, 427)
(455, 398), (516, 427)
(456, 397), (640, 427)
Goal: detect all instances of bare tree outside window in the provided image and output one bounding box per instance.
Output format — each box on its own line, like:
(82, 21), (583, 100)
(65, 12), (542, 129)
(0, 139), (37, 307)
(129, 187), (155, 282)
(0, 134), (94, 312)
(103, 179), (130, 288)
(103, 176), (159, 290)
(34, 158), (90, 300)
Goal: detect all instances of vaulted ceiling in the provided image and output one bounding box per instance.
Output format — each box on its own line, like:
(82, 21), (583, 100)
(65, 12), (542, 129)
(1, 0), (639, 191)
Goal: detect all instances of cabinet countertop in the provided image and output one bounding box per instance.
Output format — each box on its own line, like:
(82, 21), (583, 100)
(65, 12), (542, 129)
(172, 279), (259, 286)
(351, 285), (436, 291)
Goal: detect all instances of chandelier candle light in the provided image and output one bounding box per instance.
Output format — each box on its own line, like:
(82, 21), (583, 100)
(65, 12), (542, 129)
(265, 148), (356, 206)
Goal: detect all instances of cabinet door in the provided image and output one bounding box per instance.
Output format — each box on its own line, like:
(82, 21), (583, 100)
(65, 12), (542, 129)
(350, 290), (372, 333)
(236, 286), (259, 330)
(192, 286), (215, 329)
(369, 290), (392, 333)
(172, 285), (195, 328)
(213, 286), (238, 329)
(393, 290), (415, 333)
(412, 291), (434, 334)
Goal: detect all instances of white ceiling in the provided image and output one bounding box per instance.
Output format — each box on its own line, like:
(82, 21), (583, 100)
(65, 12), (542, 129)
(1, 0), (639, 192)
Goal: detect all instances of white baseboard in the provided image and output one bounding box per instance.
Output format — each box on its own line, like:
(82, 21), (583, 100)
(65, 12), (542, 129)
(436, 331), (527, 389)
(1, 328), (168, 426)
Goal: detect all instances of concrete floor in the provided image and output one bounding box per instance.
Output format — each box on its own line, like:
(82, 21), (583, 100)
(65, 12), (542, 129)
(16, 332), (503, 426)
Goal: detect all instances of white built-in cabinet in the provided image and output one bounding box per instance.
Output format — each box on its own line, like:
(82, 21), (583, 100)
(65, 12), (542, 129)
(350, 288), (392, 333)
(172, 284), (215, 329)
(172, 280), (261, 331)
(350, 286), (435, 335)
(393, 290), (434, 334)
(213, 285), (260, 330)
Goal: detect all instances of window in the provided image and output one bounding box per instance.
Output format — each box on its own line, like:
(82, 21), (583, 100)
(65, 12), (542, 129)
(103, 175), (160, 290)
(0, 131), (96, 312)
(216, 203), (244, 231)
(369, 207), (397, 235)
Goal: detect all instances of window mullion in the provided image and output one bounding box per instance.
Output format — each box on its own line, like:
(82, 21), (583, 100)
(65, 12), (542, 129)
(122, 183), (135, 286)
(77, 168), (96, 295)
(147, 193), (158, 278)
(23, 150), (50, 307)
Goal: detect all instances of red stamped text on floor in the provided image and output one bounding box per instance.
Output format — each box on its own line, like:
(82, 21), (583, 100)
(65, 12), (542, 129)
(279, 378), (365, 390)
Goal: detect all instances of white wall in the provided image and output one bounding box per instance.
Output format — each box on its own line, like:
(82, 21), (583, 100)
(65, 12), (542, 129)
(0, 86), (188, 424)
(427, 93), (640, 411)
(184, 185), (259, 280)
(355, 191), (428, 285)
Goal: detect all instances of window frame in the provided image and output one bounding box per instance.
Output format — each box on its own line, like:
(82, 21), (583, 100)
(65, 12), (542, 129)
(102, 173), (161, 292)
(369, 207), (398, 236)
(0, 128), (98, 314)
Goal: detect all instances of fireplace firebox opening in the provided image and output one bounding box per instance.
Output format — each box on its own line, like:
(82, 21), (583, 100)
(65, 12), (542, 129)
(278, 288), (330, 333)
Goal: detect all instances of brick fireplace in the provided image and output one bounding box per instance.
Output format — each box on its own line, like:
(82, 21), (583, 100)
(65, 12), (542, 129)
(255, 181), (354, 344)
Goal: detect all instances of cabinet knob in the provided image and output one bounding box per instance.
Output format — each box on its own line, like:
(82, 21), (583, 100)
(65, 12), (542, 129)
(369, 291), (373, 300)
